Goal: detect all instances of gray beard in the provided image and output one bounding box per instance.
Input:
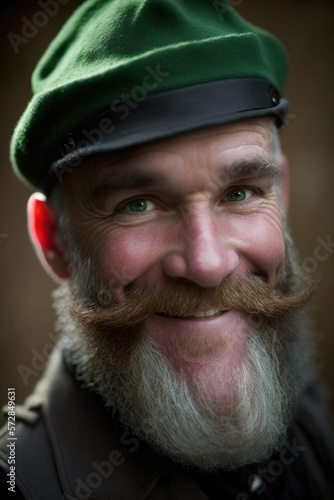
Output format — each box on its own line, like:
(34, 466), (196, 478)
(54, 306), (314, 469)
(52, 216), (315, 471)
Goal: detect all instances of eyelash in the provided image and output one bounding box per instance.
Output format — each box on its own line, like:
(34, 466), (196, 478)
(115, 197), (159, 216)
(115, 187), (262, 216)
(223, 187), (262, 205)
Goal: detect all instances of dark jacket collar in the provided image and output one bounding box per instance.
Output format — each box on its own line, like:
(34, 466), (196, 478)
(33, 347), (208, 499)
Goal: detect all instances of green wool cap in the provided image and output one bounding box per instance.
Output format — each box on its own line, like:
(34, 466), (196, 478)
(10, 0), (289, 194)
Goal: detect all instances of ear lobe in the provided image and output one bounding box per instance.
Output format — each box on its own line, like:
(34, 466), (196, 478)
(27, 192), (70, 282)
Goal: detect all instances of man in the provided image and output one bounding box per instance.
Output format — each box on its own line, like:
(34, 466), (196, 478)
(0, 0), (333, 498)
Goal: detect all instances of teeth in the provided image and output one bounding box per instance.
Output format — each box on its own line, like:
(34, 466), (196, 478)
(190, 308), (221, 318)
(156, 308), (225, 319)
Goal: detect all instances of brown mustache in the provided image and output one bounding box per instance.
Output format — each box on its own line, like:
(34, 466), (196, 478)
(70, 274), (315, 331)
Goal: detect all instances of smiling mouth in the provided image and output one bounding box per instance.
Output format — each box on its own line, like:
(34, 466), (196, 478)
(155, 308), (228, 319)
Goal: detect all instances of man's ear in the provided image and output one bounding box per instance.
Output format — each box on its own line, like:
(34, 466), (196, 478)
(278, 154), (290, 212)
(27, 192), (71, 282)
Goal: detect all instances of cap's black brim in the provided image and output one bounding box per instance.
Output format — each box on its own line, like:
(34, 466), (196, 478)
(47, 78), (288, 193)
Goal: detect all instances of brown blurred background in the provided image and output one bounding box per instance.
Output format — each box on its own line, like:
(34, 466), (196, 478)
(0, 0), (333, 425)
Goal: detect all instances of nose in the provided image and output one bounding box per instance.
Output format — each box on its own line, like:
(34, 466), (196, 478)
(162, 207), (239, 288)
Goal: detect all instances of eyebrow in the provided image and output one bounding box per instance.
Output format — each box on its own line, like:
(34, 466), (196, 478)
(90, 170), (167, 202)
(90, 157), (280, 202)
(216, 159), (281, 185)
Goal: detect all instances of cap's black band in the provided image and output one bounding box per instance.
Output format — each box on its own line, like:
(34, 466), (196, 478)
(47, 78), (288, 193)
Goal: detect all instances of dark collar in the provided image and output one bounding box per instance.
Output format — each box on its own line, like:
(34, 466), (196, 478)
(34, 348), (208, 499)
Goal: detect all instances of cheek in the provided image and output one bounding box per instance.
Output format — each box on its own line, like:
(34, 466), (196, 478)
(93, 225), (166, 287)
(234, 212), (285, 277)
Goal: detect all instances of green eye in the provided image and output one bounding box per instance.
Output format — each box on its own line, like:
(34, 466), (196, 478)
(128, 199), (148, 212)
(226, 189), (247, 202)
(125, 199), (157, 213)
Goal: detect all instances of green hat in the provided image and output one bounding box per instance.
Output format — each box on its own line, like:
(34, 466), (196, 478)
(10, 0), (289, 194)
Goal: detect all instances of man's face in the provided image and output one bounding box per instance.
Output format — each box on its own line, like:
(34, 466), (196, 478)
(52, 118), (313, 470)
(66, 119), (284, 390)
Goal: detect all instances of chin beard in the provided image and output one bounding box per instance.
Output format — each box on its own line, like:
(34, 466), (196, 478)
(53, 305), (315, 469)
(52, 219), (316, 472)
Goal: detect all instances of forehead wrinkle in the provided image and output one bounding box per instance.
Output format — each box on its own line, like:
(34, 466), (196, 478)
(90, 170), (172, 203)
(88, 148), (183, 186)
